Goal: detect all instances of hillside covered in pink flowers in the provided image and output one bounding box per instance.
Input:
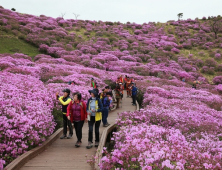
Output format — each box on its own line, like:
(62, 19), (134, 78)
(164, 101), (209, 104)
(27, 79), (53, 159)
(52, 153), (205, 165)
(1, 5), (222, 169)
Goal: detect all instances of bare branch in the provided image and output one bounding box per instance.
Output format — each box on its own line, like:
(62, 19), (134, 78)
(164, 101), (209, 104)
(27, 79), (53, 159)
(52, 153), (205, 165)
(60, 13), (66, 19)
(73, 13), (80, 20)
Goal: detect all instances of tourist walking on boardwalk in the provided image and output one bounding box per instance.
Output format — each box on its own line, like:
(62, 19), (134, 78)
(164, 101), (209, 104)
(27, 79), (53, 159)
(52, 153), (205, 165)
(56, 89), (73, 139)
(115, 85), (122, 108)
(102, 92), (112, 127)
(86, 89), (103, 149)
(131, 83), (138, 106)
(99, 86), (109, 99)
(66, 92), (87, 147)
(124, 75), (128, 89)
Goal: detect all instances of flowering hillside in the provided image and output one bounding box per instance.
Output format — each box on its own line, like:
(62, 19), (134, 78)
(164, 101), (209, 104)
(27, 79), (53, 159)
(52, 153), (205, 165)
(1, 5), (222, 169)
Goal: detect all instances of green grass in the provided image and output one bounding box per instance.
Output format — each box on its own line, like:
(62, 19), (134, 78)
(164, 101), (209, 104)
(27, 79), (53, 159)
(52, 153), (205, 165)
(0, 36), (40, 58)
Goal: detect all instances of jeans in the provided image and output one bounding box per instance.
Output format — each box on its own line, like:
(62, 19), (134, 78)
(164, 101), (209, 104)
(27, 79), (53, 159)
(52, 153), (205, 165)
(73, 120), (84, 142)
(132, 95), (137, 105)
(63, 114), (73, 136)
(102, 107), (109, 125)
(88, 116), (101, 142)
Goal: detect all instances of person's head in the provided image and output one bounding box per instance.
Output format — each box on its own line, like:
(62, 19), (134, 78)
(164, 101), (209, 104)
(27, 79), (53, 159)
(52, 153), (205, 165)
(62, 88), (71, 97)
(104, 86), (109, 93)
(91, 78), (94, 81)
(73, 92), (82, 102)
(131, 82), (135, 86)
(106, 92), (112, 97)
(89, 89), (98, 98)
(125, 75), (127, 77)
(93, 88), (99, 94)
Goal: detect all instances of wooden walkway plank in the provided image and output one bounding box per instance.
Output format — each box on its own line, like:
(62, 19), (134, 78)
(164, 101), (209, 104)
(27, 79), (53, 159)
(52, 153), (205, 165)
(19, 91), (136, 170)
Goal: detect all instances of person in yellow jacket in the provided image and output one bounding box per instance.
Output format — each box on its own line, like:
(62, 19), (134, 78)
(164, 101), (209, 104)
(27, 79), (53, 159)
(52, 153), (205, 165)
(56, 88), (73, 139)
(86, 89), (103, 149)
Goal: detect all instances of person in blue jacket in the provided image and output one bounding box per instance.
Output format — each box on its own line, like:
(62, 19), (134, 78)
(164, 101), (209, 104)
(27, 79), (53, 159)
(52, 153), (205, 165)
(131, 82), (138, 106)
(86, 89), (103, 149)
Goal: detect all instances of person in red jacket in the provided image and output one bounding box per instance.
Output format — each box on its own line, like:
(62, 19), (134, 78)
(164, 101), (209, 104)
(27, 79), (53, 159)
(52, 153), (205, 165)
(66, 92), (87, 147)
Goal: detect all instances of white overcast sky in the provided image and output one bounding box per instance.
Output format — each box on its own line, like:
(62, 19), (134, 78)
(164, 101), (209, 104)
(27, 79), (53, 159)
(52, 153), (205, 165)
(0, 0), (221, 24)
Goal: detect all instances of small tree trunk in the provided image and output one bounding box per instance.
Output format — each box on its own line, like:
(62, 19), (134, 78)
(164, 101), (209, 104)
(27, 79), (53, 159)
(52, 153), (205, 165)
(215, 32), (218, 39)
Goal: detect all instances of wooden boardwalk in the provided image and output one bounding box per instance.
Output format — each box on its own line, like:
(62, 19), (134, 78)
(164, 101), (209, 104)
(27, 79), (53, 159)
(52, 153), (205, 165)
(20, 92), (136, 170)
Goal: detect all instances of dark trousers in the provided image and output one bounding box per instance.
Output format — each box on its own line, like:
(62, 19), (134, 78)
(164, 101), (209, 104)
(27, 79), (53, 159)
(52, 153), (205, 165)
(102, 108), (109, 125)
(116, 98), (120, 108)
(63, 114), (73, 136)
(88, 116), (101, 142)
(73, 121), (84, 142)
(132, 95), (137, 105)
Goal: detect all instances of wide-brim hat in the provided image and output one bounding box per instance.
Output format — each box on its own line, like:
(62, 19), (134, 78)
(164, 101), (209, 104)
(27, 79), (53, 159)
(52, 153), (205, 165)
(62, 88), (71, 94)
(88, 89), (98, 97)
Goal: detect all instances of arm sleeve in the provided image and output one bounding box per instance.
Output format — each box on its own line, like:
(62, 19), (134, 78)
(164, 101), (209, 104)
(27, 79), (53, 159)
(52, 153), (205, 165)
(86, 100), (89, 112)
(66, 102), (72, 117)
(59, 97), (71, 105)
(96, 99), (103, 112)
(83, 102), (87, 119)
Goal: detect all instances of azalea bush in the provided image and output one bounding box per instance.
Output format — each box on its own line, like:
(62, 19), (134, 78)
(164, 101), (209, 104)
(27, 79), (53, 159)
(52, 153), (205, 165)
(99, 81), (222, 169)
(0, 72), (56, 165)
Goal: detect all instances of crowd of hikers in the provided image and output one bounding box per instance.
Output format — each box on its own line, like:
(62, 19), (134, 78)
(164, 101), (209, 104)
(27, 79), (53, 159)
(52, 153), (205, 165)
(55, 75), (138, 149)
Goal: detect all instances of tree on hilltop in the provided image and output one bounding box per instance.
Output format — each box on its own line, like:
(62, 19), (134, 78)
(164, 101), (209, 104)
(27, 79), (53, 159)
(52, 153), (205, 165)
(73, 13), (80, 20)
(209, 16), (222, 39)
(60, 13), (66, 19)
(177, 13), (183, 20)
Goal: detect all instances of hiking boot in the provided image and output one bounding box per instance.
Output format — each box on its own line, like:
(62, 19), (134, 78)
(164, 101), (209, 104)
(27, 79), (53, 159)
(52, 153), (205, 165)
(95, 141), (99, 147)
(75, 141), (81, 147)
(75, 141), (78, 147)
(67, 134), (72, 139)
(60, 135), (67, 139)
(86, 142), (93, 149)
(103, 123), (110, 127)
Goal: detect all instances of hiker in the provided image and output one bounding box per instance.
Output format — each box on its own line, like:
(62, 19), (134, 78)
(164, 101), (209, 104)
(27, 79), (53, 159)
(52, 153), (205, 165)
(119, 83), (124, 99)
(126, 77), (131, 97)
(101, 92), (112, 127)
(119, 75), (124, 84)
(56, 89), (73, 139)
(130, 77), (135, 84)
(91, 78), (97, 89)
(115, 85), (121, 108)
(124, 75), (128, 89)
(86, 89), (103, 149)
(99, 86), (109, 99)
(68, 81), (76, 85)
(131, 82), (138, 106)
(66, 92), (87, 147)
(116, 77), (121, 85)
(192, 80), (200, 89)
